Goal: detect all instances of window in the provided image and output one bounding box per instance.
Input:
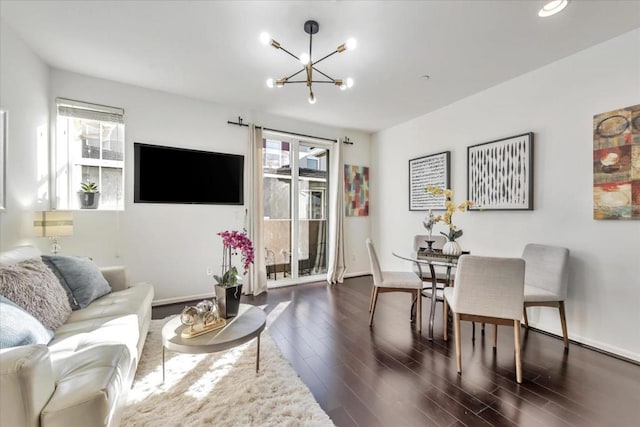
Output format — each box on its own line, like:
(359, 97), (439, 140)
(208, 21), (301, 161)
(55, 98), (125, 210)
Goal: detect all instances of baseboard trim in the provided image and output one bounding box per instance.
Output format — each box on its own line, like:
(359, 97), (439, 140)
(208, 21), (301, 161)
(154, 273), (371, 306)
(152, 292), (213, 307)
(344, 271), (368, 279)
(526, 326), (640, 365)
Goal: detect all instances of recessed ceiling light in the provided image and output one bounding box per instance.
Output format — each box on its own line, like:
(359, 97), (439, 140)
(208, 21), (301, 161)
(538, 0), (569, 17)
(420, 74), (430, 80)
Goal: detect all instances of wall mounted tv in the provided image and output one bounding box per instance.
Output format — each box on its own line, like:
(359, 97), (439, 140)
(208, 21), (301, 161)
(134, 142), (244, 205)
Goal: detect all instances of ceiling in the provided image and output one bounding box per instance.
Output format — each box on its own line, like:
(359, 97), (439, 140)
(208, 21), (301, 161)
(1, 1), (639, 133)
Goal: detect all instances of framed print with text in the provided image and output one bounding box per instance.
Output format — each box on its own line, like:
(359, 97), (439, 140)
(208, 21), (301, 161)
(409, 151), (450, 211)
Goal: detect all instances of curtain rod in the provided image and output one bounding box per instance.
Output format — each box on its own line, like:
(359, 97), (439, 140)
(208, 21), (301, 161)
(227, 117), (338, 143)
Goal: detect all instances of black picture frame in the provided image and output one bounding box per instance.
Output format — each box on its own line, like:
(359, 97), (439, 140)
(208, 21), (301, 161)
(467, 132), (534, 210)
(408, 151), (450, 211)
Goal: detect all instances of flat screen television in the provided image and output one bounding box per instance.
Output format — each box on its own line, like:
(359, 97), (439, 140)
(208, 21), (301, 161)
(134, 142), (244, 205)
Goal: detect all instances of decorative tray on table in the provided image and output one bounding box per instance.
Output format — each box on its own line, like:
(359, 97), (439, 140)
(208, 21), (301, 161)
(179, 300), (226, 339)
(181, 318), (226, 339)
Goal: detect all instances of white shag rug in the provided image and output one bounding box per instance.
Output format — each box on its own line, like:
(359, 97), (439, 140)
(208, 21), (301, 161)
(122, 319), (334, 427)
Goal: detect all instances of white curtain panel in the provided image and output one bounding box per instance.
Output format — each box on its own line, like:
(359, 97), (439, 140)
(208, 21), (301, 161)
(326, 139), (347, 284)
(245, 125), (267, 296)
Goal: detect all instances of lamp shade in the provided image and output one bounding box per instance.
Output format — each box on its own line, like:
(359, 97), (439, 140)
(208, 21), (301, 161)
(34, 211), (73, 237)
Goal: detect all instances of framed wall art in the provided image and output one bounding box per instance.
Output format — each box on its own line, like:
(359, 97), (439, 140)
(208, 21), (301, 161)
(409, 151), (450, 211)
(467, 132), (533, 210)
(344, 164), (369, 217)
(593, 104), (640, 220)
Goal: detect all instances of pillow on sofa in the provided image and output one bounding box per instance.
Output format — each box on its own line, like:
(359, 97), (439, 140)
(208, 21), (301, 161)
(0, 259), (72, 330)
(41, 256), (79, 310)
(42, 255), (112, 309)
(0, 295), (54, 348)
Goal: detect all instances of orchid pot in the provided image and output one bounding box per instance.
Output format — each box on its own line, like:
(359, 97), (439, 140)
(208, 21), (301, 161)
(442, 240), (462, 256)
(213, 230), (255, 318)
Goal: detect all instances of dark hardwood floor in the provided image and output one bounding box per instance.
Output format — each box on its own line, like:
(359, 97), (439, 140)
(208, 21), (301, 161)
(153, 276), (640, 427)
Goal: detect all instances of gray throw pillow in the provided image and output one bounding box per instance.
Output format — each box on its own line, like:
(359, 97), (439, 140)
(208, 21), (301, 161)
(0, 259), (72, 330)
(41, 256), (79, 309)
(0, 295), (54, 348)
(41, 255), (111, 309)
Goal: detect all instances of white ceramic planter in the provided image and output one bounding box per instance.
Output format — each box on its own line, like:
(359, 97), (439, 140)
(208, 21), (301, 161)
(442, 241), (462, 256)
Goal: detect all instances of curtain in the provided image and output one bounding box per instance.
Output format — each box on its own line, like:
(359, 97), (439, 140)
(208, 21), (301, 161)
(245, 125), (268, 295)
(326, 139), (347, 284)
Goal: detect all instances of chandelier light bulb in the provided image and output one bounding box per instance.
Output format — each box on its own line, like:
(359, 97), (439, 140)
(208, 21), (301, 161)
(340, 84), (347, 90)
(259, 32), (271, 45)
(299, 52), (310, 65)
(308, 92), (316, 104)
(345, 38), (357, 50)
(266, 78), (274, 88)
(276, 79), (285, 88)
(346, 77), (354, 88)
(538, 0), (569, 17)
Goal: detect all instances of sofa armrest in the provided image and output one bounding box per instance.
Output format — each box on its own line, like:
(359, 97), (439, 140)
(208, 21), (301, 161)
(101, 266), (130, 292)
(0, 345), (55, 427)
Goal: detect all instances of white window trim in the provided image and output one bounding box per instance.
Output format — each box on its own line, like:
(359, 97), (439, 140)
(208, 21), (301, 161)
(55, 98), (125, 211)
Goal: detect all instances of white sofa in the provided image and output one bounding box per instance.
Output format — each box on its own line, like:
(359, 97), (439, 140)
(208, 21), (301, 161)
(0, 246), (154, 427)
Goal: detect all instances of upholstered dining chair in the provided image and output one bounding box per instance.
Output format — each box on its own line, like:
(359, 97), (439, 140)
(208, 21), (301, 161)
(366, 238), (423, 332)
(521, 243), (570, 348)
(443, 255), (526, 383)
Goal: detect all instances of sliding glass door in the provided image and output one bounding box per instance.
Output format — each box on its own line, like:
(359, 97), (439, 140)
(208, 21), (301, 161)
(262, 133), (329, 286)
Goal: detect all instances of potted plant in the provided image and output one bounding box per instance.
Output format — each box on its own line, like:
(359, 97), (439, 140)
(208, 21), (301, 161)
(78, 181), (100, 209)
(213, 229), (254, 318)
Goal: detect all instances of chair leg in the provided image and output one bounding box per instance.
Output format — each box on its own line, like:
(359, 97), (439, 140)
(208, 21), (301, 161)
(454, 313), (462, 375)
(369, 286), (375, 312)
(558, 301), (569, 348)
(514, 320), (522, 384)
(416, 289), (422, 333)
(443, 298), (448, 341)
(492, 324), (498, 350)
(369, 287), (379, 326)
(523, 306), (529, 328)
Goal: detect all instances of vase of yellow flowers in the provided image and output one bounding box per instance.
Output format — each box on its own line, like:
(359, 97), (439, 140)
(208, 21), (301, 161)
(425, 186), (474, 255)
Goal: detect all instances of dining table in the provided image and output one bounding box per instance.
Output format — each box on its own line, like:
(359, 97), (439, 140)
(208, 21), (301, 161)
(392, 248), (466, 340)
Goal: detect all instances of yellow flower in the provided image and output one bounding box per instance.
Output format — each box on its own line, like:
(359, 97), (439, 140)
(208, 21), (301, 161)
(423, 186), (474, 242)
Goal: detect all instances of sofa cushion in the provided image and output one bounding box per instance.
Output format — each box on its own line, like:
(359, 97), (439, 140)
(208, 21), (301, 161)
(49, 314), (140, 376)
(66, 283), (154, 326)
(42, 255), (111, 309)
(0, 259), (71, 330)
(0, 295), (54, 348)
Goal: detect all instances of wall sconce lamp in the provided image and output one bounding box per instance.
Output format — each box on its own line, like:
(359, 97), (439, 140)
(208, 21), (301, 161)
(34, 210), (73, 254)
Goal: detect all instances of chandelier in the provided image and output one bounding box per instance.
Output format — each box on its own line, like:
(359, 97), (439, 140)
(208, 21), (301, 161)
(260, 20), (356, 104)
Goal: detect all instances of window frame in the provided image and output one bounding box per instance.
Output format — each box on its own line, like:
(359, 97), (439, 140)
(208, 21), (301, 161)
(55, 98), (125, 211)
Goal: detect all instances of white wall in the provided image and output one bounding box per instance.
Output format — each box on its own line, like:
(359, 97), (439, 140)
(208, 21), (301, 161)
(47, 69), (372, 303)
(0, 20), (50, 249)
(372, 29), (640, 361)
(0, 22), (372, 304)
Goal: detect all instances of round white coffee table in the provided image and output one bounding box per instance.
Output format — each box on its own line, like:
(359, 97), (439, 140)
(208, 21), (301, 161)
(161, 303), (266, 382)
